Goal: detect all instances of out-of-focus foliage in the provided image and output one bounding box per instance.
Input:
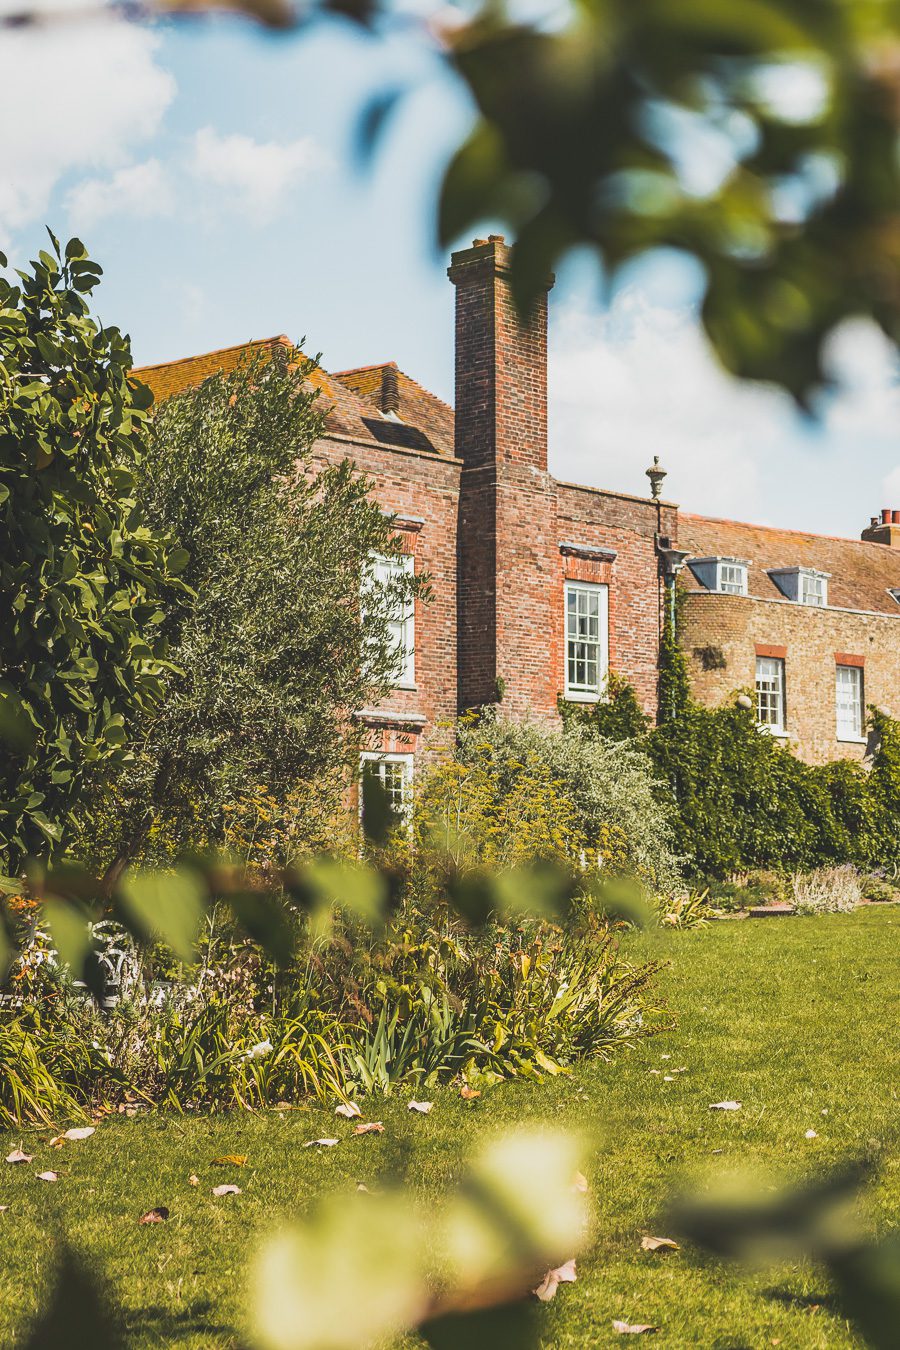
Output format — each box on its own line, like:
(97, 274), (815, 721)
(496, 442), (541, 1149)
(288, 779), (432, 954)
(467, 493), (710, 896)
(0, 236), (186, 873)
(439, 0), (900, 404)
(254, 1127), (589, 1350)
(671, 1160), (900, 1350)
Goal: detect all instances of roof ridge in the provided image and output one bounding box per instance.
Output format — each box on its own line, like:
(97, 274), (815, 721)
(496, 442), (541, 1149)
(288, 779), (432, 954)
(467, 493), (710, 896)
(332, 360), (398, 376)
(133, 335), (294, 375)
(679, 510), (880, 549)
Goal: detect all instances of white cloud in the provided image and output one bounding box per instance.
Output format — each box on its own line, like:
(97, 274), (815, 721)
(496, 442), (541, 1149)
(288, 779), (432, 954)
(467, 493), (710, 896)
(65, 159), (174, 228)
(189, 127), (329, 223)
(548, 291), (789, 519)
(548, 292), (900, 533)
(0, 9), (174, 243)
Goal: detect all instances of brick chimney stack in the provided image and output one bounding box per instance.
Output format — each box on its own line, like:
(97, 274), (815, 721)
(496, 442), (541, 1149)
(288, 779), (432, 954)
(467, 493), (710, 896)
(380, 363), (400, 416)
(448, 235), (553, 470)
(861, 509), (900, 546)
(449, 236), (559, 716)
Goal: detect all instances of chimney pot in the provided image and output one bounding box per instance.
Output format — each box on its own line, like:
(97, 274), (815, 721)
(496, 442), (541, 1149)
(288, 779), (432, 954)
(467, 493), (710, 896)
(882, 508), (892, 524)
(487, 234), (505, 243)
(472, 238), (488, 246)
(893, 510), (900, 524)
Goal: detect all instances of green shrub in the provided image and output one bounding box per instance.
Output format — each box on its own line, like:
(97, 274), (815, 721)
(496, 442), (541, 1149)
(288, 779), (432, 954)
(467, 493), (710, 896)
(791, 865), (862, 915)
(655, 888), (719, 928)
(417, 711), (681, 892)
(336, 908), (666, 1092)
(588, 615), (900, 879)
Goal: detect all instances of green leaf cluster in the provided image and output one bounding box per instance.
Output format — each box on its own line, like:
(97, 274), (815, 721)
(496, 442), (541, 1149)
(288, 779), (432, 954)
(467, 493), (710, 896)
(0, 235), (186, 872)
(435, 0), (900, 403)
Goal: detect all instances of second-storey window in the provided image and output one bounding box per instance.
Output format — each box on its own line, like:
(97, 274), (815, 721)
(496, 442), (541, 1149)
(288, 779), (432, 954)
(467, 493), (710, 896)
(368, 553), (415, 687)
(565, 581), (608, 698)
(755, 656), (785, 732)
(836, 665), (864, 740)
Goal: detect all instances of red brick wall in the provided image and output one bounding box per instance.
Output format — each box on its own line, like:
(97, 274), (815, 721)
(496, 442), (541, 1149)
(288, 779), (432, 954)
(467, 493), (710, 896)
(681, 592), (900, 763)
(449, 236), (669, 720)
(311, 433), (461, 757)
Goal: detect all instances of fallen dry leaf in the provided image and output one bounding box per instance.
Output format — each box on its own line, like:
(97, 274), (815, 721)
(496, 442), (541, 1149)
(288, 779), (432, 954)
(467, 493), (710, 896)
(648, 1069), (661, 1076)
(356, 1183), (370, 1193)
(212, 1184), (241, 1197)
(534, 1258), (577, 1301)
(805, 1130), (818, 1139)
(36, 1171), (59, 1182)
(0, 1206), (8, 1213)
(660, 1054), (671, 1060)
(641, 1236), (679, 1253)
(335, 1102), (362, 1119)
(211, 1155), (246, 1166)
(5, 1150), (34, 1165)
(572, 1171), (588, 1193)
(353, 1122), (384, 1135)
(460, 1086), (480, 1100)
(49, 1136), (66, 1148)
(303, 1137), (339, 1148)
(709, 1101), (742, 1111)
(407, 1101), (433, 1114)
(63, 1127), (95, 1141)
(139, 1207), (169, 1224)
(613, 1321), (658, 1335)
(189, 1175), (200, 1187)
(663, 1075), (676, 1082)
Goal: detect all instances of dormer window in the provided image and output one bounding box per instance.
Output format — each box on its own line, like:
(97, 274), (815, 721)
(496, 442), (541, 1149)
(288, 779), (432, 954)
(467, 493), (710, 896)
(889, 588), (900, 607)
(768, 567), (829, 607)
(688, 557), (749, 596)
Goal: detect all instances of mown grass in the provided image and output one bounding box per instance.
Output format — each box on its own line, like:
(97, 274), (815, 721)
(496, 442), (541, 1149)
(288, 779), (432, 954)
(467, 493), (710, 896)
(0, 906), (897, 1347)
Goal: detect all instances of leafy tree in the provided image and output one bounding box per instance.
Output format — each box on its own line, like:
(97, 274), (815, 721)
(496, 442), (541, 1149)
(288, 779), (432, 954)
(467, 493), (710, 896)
(0, 236), (186, 875)
(90, 347), (424, 880)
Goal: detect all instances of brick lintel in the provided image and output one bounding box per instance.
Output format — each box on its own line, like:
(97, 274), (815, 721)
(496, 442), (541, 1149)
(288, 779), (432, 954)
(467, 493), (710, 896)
(834, 652), (865, 667)
(354, 709), (426, 731)
(559, 541), (618, 563)
(755, 643), (787, 659)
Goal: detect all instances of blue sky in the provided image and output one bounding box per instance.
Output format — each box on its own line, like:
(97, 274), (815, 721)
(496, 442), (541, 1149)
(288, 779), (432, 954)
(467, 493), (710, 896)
(2, 5), (900, 536)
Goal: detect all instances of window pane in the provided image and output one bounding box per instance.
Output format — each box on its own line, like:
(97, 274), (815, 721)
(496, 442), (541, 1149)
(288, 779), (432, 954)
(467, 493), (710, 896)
(367, 552), (414, 685)
(755, 656), (785, 729)
(836, 665), (863, 739)
(361, 756), (411, 832)
(565, 583), (607, 694)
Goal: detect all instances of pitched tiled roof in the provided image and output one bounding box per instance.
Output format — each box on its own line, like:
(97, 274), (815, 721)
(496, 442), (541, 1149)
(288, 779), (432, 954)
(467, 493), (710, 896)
(334, 362), (455, 458)
(132, 340), (455, 458)
(679, 513), (900, 616)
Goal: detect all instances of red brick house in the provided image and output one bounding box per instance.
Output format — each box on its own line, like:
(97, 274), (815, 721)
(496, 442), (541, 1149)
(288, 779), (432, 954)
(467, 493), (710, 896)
(136, 234), (900, 794)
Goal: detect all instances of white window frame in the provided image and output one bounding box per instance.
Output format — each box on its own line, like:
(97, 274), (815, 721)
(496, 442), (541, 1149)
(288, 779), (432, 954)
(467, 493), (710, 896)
(359, 752), (414, 828)
(564, 581), (609, 701)
(717, 561), (748, 595)
(835, 665), (865, 742)
(755, 656), (786, 734)
(799, 571), (827, 607)
(368, 552), (415, 688)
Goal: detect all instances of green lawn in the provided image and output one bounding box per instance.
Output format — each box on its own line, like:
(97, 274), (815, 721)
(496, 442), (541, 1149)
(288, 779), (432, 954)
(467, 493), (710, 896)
(1, 907), (897, 1348)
